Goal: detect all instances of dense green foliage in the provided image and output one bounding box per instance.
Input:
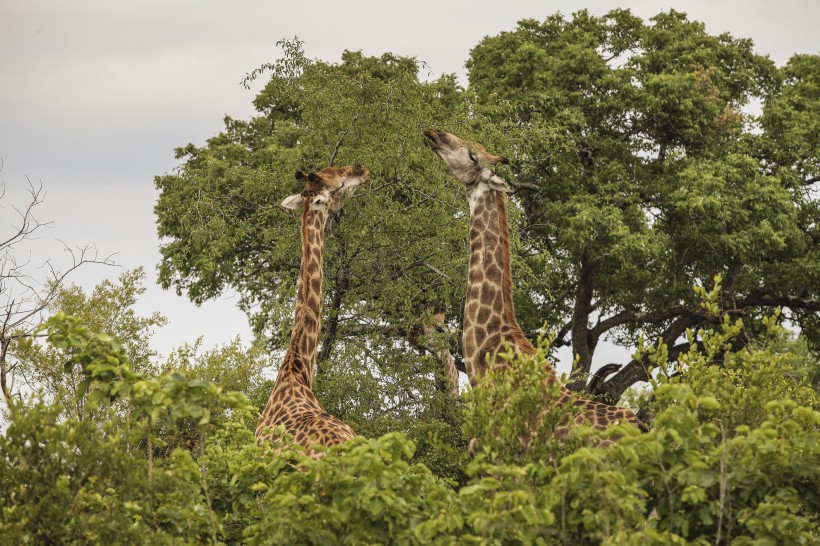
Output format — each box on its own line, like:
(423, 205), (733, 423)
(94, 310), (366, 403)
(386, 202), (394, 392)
(2, 8), (818, 545)
(1, 293), (817, 544)
(466, 9), (819, 399)
(155, 39), (472, 441)
(155, 10), (818, 413)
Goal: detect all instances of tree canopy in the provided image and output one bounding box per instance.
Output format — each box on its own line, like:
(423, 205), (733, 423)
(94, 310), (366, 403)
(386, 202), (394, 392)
(155, 11), (818, 411)
(1, 8), (818, 544)
(466, 9), (819, 399)
(1, 292), (818, 544)
(155, 41), (475, 437)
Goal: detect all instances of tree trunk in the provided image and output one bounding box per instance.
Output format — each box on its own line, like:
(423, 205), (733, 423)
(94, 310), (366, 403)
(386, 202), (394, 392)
(316, 230), (349, 367)
(567, 259), (598, 391)
(0, 340), (13, 411)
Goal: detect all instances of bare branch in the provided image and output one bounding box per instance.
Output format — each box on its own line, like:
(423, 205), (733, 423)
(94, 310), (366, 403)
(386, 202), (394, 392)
(402, 260), (453, 281)
(328, 135), (346, 168)
(0, 180), (51, 251)
(327, 114), (359, 167)
(0, 184), (118, 408)
(508, 180), (542, 193)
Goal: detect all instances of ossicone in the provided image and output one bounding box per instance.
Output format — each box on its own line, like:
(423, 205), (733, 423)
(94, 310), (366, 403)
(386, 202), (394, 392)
(295, 170), (321, 183)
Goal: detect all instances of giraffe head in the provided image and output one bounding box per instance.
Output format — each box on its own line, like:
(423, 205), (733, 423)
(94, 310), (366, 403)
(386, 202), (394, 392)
(424, 129), (510, 192)
(281, 164), (370, 211)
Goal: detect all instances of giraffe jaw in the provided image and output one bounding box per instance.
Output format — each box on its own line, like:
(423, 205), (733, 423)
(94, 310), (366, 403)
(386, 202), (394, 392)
(423, 128), (449, 151)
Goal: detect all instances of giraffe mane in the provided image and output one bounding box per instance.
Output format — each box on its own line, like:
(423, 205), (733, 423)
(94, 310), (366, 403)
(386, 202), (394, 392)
(495, 190), (536, 355)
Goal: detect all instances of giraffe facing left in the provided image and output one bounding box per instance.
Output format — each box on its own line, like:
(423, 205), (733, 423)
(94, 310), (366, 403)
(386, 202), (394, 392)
(255, 164), (370, 458)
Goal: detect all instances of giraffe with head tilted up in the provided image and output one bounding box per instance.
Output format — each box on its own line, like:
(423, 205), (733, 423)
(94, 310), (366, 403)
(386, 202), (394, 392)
(424, 129), (646, 434)
(256, 164), (370, 457)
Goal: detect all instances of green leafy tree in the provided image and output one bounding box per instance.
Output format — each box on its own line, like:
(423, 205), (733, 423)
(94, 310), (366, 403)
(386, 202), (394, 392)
(769, 330), (820, 394)
(155, 40), (471, 438)
(156, 14), (818, 417)
(1, 302), (817, 544)
(162, 336), (273, 414)
(0, 312), (253, 545)
(12, 268), (167, 420)
(466, 9), (819, 401)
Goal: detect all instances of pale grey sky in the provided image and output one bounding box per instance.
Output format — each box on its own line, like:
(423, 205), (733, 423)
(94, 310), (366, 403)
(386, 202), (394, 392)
(1, 0), (817, 369)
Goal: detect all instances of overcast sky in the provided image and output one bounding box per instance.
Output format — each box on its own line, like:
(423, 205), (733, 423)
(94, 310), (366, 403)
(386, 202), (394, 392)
(1, 0), (817, 371)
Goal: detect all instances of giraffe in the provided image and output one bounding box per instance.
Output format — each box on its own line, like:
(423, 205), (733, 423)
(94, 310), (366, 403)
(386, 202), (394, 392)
(255, 164), (370, 457)
(410, 308), (460, 399)
(423, 129), (646, 434)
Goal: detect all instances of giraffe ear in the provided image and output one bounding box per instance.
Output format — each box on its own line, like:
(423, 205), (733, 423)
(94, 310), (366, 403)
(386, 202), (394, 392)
(281, 193), (304, 209)
(488, 174), (511, 193)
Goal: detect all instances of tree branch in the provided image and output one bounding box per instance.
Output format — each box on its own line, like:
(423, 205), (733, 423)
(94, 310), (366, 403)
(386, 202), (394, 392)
(338, 321), (466, 375)
(509, 180), (542, 193)
(1, 184), (117, 409)
(317, 237), (349, 366)
(742, 292), (819, 312)
(568, 259), (598, 384)
(591, 305), (713, 337)
(595, 315), (698, 403)
(327, 114), (359, 167)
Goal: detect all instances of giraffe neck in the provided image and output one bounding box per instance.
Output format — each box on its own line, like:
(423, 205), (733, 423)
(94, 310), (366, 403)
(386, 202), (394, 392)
(462, 182), (538, 384)
(279, 203), (328, 389)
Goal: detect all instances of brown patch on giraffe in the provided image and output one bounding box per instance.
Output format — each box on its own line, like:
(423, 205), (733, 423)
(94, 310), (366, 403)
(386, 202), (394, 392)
(492, 292), (503, 314)
(474, 326), (487, 346)
(486, 263), (502, 285)
(487, 315), (501, 332)
(303, 314), (317, 333)
(479, 284), (495, 306)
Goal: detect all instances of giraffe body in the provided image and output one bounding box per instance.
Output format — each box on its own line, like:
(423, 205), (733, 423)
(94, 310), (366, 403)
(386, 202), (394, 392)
(412, 309), (460, 398)
(255, 165), (369, 456)
(424, 129), (645, 433)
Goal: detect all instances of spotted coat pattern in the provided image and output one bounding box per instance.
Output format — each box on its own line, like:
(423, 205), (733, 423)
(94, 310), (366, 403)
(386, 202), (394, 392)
(255, 166), (368, 457)
(424, 129), (646, 433)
